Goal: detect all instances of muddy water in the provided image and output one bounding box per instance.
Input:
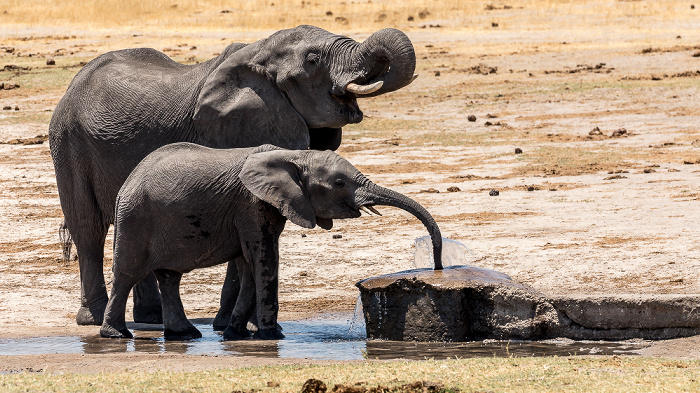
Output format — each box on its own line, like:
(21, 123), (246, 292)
(0, 315), (645, 360)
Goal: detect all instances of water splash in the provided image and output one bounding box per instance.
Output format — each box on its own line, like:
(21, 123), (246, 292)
(413, 236), (475, 269)
(347, 295), (366, 336)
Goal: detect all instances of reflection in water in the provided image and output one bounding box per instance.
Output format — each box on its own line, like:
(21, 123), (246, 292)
(0, 316), (645, 360)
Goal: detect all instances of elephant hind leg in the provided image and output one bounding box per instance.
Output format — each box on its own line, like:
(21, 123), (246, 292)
(101, 270), (143, 339)
(56, 167), (112, 326)
(154, 269), (201, 340)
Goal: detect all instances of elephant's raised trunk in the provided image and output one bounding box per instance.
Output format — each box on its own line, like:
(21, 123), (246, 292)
(348, 28), (417, 97)
(357, 182), (443, 269)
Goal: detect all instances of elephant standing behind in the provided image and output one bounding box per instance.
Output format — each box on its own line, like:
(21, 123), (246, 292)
(48, 25), (417, 326)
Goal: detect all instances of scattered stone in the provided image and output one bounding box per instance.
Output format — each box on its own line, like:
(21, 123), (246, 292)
(420, 188), (440, 193)
(418, 9), (430, 19)
(331, 384), (366, 393)
(489, 189), (499, 196)
(267, 382), (280, 388)
(2, 105), (11, 110)
(692, 4), (696, 9)
(683, 159), (700, 164)
(643, 168), (656, 173)
(693, 52), (700, 57)
(484, 121), (493, 126)
(468, 63), (497, 75)
(299, 271), (308, 277)
(492, 22), (499, 27)
(332, 234), (343, 239)
(325, 10), (333, 16)
(527, 186), (535, 191)
(301, 233), (307, 238)
(467, 114), (477, 122)
(301, 379), (327, 393)
(589, 126), (602, 135)
(375, 13), (387, 22)
(14, 106), (18, 111)
(434, 70), (440, 77)
(407, 16), (414, 21)
(604, 175), (627, 180)
(485, 113), (497, 118)
(515, 147), (523, 154)
(447, 186), (461, 192)
(611, 128), (627, 137)
(335, 16), (349, 25)
(46, 58), (55, 66)
(220, 9), (231, 13)
(1, 82), (19, 90)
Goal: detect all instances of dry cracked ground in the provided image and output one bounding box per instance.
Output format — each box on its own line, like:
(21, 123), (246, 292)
(0, 5), (699, 372)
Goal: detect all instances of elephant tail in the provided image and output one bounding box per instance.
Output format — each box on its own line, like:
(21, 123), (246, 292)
(59, 220), (73, 263)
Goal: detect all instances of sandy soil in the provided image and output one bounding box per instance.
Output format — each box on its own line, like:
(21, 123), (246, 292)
(1, 5), (700, 373)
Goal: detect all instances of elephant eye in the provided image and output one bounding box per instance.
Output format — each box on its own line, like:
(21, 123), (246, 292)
(334, 178), (345, 188)
(306, 52), (320, 64)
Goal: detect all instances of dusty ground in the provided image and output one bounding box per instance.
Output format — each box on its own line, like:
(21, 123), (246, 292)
(1, 2), (699, 373)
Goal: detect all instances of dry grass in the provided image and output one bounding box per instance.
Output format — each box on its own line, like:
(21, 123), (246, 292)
(1, 357), (699, 392)
(0, 0), (695, 33)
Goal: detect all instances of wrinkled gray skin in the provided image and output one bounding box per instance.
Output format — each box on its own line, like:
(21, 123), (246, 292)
(48, 25), (417, 326)
(100, 143), (442, 340)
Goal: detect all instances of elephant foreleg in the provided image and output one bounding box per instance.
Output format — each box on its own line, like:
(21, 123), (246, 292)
(223, 258), (255, 340)
(213, 259), (241, 330)
(154, 269), (201, 340)
(132, 273), (164, 324)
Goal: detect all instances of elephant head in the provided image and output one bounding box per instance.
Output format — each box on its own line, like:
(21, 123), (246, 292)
(239, 148), (443, 269)
(193, 26), (417, 151)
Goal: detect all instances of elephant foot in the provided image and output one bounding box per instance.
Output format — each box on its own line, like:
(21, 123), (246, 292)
(222, 325), (251, 340)
(76, 304), (106, 326)
(212, 309), (232, 331)
(100, 324), (133, 339)
(133, 305), (163, 324)
(253, 327), (285, 340)
(164, 326), (202, 341)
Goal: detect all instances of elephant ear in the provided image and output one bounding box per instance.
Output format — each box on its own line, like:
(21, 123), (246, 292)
(193, 46), (309, 149)
(239, 149), (317, 229)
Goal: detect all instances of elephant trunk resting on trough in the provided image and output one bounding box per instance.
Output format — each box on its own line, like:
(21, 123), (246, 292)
(48, 25), (418, 326)
(100, 143), (442, 340)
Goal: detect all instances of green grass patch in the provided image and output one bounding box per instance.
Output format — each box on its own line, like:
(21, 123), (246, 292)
(1, 357), (699, 392)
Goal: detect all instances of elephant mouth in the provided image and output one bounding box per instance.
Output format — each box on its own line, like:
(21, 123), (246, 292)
(331, 93), (363, 124)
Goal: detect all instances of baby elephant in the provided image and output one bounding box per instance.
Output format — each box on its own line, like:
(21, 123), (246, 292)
(100, 143), (442, 340)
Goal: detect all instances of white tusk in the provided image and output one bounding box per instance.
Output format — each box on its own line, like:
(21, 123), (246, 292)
(366, 205), (382, 216)
(408, 74), (418, 85)
(360, 206), (374, 216)
(346, 80), (383, 95)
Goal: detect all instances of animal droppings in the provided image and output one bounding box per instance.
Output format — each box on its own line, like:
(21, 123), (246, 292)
(467, 114), (476, 122)
(515, 148), (523, 154)
(489, 189), (499, 196)
(333, 234), (342, 239)
(589, 127), (602, 135)
(447, 186), (461, 192)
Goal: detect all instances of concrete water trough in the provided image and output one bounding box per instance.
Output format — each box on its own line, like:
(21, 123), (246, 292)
(356, 265), (700, 342)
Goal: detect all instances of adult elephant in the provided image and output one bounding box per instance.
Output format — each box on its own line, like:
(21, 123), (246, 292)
(49, 25), (417, 326)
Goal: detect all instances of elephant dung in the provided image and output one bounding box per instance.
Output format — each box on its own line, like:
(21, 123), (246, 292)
(357, 266), (700, 342)
(356, 266), (556, 341)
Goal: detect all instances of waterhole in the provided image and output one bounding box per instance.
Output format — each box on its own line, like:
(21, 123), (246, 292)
(0, 315), (645, 360)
